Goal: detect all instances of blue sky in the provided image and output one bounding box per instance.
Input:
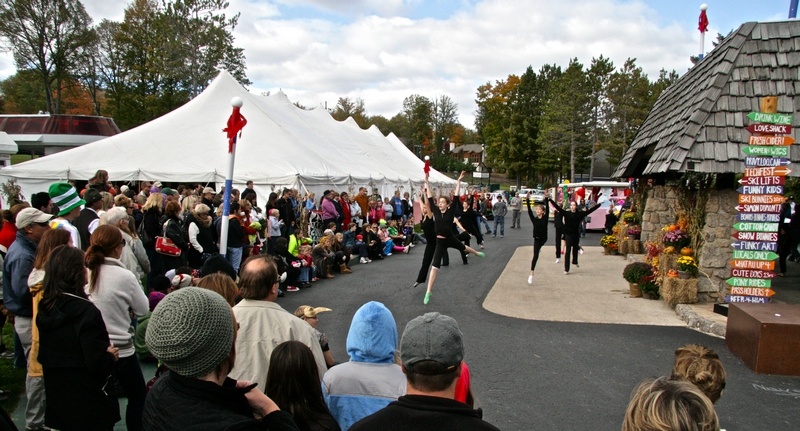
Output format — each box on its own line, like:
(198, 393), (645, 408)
(0, 0), (796, 127)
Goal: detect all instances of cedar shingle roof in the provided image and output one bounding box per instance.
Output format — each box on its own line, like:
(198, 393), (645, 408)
(613, 20), (800, 177)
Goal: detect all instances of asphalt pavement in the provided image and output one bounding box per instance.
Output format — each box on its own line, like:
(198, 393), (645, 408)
(10, 214), (800, 430)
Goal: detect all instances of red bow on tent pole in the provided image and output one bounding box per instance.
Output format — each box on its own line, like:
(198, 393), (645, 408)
(698, 8), (708, 33)
(223, 105), (247, 153)
(423, 155), (430, 175)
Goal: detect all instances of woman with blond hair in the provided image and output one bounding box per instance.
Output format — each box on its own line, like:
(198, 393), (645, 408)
(671, 344), (726, 404)
(142, 192), (165, 286)
(196, 272), (238, 306)
(622, 376), (719, 431)
(104, 207), (150, 282)
(85, 225), (149, 431)
(186, 203), (218, 269)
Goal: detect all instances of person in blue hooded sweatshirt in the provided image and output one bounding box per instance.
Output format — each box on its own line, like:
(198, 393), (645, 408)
(321, 301), (405, 431)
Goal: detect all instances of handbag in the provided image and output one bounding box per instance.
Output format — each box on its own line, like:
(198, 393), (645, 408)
(155, 221), (182, 256)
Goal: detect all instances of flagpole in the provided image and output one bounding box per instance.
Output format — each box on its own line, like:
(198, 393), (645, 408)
(698, 4), (708, 60)
(220, 96), (247, 258)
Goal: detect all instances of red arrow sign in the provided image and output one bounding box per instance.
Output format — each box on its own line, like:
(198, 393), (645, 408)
(743, 167), (792, 177)
(731, 231), (779, 241)
(734, 204), (782, 213)
(746, 124), (792, 134)
(738, 176), (785, 186)
(748, 135), (795, 146)
(738, 194), (786, 205)
(730, 268), (776, 279)
(729, 260), (776, 270)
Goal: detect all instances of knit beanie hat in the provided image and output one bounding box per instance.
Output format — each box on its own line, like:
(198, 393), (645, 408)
(145, 287), (234, 378)
(48, 183), (85, 217)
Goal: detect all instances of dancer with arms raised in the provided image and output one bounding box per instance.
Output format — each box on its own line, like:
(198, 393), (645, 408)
(422, 171), (484, 304)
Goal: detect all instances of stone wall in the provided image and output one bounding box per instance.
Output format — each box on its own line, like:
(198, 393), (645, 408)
(640, 185), (679, 243)
(640, 185), (735, 303)
(697, 189), (737, 303)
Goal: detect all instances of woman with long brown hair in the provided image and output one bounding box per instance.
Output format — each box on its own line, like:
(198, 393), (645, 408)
(267, 341), (340, 431)
(37, 245), (121, 430)
(25, 228), (72, 430)
(142, 192), (165, 287)
(85, 225), (149, 431)
(162, 200), (190, 271)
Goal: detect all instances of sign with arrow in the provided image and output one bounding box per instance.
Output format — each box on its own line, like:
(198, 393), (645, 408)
(729, 286), (776, 297)
(731, 239), (779, 250)
(726, 277), (772, 288)
(738, 176), (785, 186)
(732, 250), (779, 261)
(732, 222), (779, 232)
(744, 157), (791, 167)
(747, 112), (792, 124)
(738, 194), (786, 205)
(730, 260), (776, 270)
(731, 231), (778, 241)
(730, 268), (776, 279)
(736, 186), (784, 195)
(734, 204), (782, 213)
(747, 135), (795, 146)
(746, 124), (792, 134)
(741, 146), (790, 157)
(743, 167), (792, 177)
(726, 295), (771, 304)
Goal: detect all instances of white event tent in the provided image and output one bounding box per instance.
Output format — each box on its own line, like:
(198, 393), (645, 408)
(0, 71), (458, 205)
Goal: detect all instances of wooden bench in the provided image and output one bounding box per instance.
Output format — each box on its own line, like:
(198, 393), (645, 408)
(726, 303), (800, 376)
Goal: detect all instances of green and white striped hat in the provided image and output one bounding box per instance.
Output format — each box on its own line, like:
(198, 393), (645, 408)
(48, 183), (85, 217)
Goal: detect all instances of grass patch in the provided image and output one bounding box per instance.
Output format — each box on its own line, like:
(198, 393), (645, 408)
(0, 321), (26, 413)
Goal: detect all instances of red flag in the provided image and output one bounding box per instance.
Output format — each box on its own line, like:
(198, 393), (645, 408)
(223, 106), (247, 153)
(698, 10), (708, 33)
(423, 156), (430, 175)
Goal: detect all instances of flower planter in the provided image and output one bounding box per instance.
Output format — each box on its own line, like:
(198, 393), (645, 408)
(603, 246), (610, 255)
(628, 283), (642, 298)
(677, 270), (691, 279)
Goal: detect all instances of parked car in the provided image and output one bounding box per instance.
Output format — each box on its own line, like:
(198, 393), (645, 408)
(519, 188), (545, 206)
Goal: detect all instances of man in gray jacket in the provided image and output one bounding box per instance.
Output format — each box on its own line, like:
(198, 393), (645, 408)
(509, 192), (522, 228)
(492, 195), (507, 238)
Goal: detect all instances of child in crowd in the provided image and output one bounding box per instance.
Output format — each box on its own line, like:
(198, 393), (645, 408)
(268, 208), (283, 255)
(671, 344), (726, 404)
(353, 234), (371, 264)
(402, 218), (425, 246)
(386, 219), (408, 247)
(378, 224), (408, 256)
(298, 244), (317, 282)
(342, 223), (357, 249)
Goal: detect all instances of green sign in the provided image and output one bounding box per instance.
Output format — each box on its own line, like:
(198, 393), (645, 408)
(747, 112), (792, 125)
(732, 222), (780, 232)
(726, 277), (772, 288)
(742, 146), (789, 157)
(732, 250), (779, 261)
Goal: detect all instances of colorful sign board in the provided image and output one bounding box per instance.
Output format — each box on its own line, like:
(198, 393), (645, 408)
(731, 239), (779, 250)
(737, 194), (786, 205)
(736, 185), (784, 195)
(744, 157), (791, 167)
(726, 295), (771, 304)
(747, 135), (795, 146)
(738, 176), (785, 186)
(734, 204), (782, 213)
(732, 222), (779, 232)
(732, 250), (779, 261)
(746, 112), (792, 124)
(741, 146), (790, 157)
(743, 167), (792, 177)
(730, 268), (776, 279)
(729, 259), (776, 270)
(745, 124), (792, 134)
(731, 231), (779, 241)
(729, 286), (776, 297)
(726, 277), (772, 288)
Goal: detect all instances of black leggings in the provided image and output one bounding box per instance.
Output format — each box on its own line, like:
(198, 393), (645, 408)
(564, 234), (580, 272)
(433, 236), (466, 269)
(416, 240), (437, 283)
(531, 239), (545, 270)
(554, 228), (564, 258)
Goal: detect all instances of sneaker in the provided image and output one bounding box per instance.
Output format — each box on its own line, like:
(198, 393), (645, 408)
(403, 247), (410, 254)
(492, 235), (496, 238)
(527, 275), (533, 285)
(480, 243), (484, 249)
(366, 258), (372, 263)
(386, 253), (392, 256)
(485, 230), (492, 235)
(413, 282), (420, 288)
(286, 286), (300, 292)
(500, 235), (504, 238)
(575, 263), (580, 268)
(424, 292), (432, 305)
(556, 258), (560, 264)
(360, 257), (369, 264)
(563, 271), (569, 275)
(311, 277), (320, 282)
(408, 243), (415, 247)
(476, 252), (485, 258)
(579, 248), (584, 255)
(0, 351), (13, 359)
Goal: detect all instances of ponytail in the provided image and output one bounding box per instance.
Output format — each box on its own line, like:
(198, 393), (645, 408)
(84, 225), (123, 293)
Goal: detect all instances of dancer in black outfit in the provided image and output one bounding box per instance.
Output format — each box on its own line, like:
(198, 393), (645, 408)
(553, 202), (565, 263)
(459, 193), (485, 248)
(551, 196), (601, 274)
(527, 191), (551, 284)
(413, 191), (445, 287)
(423, 171), (484, 304)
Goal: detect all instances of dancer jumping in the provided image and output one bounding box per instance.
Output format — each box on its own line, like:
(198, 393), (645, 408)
(423, 171), (484, 304)
(413, 190), (441, 287)
(551, 195), (601, 274)
(527, 190), (550, 284)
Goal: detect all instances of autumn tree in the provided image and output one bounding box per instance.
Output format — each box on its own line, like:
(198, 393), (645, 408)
(402, 94), (434, 154)
(331, 97), (368, 127)
(0, 0), (96, 114)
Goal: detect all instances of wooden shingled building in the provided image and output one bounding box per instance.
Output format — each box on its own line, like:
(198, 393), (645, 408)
(613, 20), (800, 178)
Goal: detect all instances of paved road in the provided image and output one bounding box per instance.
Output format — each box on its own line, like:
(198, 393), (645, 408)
(279, 215), (800, 431)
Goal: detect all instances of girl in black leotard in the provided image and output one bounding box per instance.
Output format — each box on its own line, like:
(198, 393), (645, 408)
(423, 171), (485, 304)
(527, 191), (551, 284)
(413, 191), (440, 287)
(551, 196), (601, 274)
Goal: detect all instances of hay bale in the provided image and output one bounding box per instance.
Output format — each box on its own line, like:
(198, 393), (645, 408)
(659, 254), (679, 273)
(620, 239), (630, 255)
(660, 277), (698, 307)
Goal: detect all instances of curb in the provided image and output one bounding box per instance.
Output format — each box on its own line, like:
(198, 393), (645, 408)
(675, 304), (726, 338)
